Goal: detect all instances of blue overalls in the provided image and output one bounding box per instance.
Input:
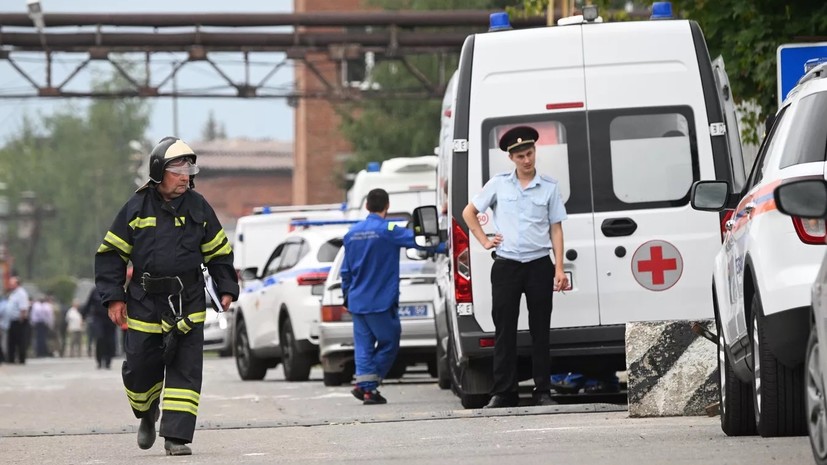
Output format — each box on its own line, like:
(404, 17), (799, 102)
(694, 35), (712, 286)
(341, 214), (422, 391)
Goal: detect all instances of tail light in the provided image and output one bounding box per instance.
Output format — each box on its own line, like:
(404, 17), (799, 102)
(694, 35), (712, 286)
(452, 219), (473, 303)
(296, 272), (328, 286)
(321, 305), (351, 322)
(720, 210), (734, 241)
(791, 217), (827, 245)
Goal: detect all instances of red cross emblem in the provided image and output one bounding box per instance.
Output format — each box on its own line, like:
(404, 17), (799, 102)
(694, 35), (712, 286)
(631, 240), (683, 291)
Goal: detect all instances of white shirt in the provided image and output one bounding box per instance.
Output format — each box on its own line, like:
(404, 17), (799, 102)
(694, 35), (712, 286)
(65, 307), (83, 333)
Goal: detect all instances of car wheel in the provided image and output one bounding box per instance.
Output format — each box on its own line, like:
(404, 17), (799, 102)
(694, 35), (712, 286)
(715, 306), (756, 436)
(806, 323), (827, 464)
(323, 371), (344, 387)
(280, 317), (312, 382)
(436, 339), (451, 390)
(447, 335), (490, 409)
(751, 295), (806, 437)
(234, 318), (268, 381)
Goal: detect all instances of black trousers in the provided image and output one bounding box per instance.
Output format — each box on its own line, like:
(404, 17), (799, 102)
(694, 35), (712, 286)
(122, 283), (205, 444)
(7, 320), (30, 364)
(490, 255), (554, 396)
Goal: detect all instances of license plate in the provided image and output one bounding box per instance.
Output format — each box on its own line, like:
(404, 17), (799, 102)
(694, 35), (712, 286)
(398, 305), (428, 319)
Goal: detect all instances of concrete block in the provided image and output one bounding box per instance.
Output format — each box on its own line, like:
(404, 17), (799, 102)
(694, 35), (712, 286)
(626, 320), (718, 417)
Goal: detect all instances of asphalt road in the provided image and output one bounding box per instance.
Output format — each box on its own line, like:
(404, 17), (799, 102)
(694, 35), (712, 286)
(0, 355), (814, 464)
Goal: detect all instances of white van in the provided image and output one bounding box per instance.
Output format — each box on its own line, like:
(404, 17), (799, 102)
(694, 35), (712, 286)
(346, 156), (438, 219)
(433, 9), (746, 408)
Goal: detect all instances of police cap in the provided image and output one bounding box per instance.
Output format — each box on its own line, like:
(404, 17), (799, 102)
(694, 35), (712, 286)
(498, 126), (539, 153)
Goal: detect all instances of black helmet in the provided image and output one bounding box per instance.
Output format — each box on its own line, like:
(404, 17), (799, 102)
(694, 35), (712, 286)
(137, 137), (198, 191)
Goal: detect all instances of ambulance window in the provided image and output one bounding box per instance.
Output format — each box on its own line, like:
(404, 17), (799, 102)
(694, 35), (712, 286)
(317, 238), (344, 263)
(485, 120), (571, 204)
(779, 92), (827, 168)
(609, 113), (693, 203)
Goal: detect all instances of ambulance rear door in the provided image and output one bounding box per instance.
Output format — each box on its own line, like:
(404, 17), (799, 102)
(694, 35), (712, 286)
(469, 26), (600, 332)
(582, 20), (720, 324)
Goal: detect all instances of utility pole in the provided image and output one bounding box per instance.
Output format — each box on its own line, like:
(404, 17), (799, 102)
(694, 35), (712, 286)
(172, 62), (180, 136)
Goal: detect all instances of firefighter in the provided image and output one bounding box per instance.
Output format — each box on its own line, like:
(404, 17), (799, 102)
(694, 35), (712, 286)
(94, 137), (238, 456)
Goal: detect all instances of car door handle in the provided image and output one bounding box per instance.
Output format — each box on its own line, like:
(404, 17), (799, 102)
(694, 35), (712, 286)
(601, 218), (638, 237)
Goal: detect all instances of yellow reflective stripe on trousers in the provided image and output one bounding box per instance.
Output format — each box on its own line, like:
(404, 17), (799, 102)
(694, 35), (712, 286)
(204, 243), (231, 263)
(162, 400), (199, 416)
(125, 381), (163, 412)
(128, 216), (156, 229)
(177, 319), (192, 334)
(188, 311), (206, 324)
(127, 317), (162, 334)
(104, 231), (132, 255)
(162, 320), (174, 333)
(164, 388), (200, 404)
(201, 229), (227, 253)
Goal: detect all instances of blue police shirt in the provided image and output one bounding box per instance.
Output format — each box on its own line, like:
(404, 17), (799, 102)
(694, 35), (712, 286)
(472, 170), (567, 263)
(341, 214), (418, 314)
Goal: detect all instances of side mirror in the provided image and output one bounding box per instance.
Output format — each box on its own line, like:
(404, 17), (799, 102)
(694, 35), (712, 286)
(405, 248), (429, 261)
(412, 205), (440, 247)
(774, 179), (827, 219)
(690, 180), (730, 211)
(240, 267), (258, 281)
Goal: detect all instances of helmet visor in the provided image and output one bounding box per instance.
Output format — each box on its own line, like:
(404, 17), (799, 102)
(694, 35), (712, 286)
(165, 158), (200, 176)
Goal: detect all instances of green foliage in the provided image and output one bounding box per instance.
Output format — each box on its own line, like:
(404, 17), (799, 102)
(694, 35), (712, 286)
(38, 275), (77, 307)
(0, 69), (150, 281)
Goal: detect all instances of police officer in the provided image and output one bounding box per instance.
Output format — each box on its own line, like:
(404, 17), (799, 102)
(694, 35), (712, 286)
(462, 125), (569, 408)
(341, 188), (443, 405)
(95, 137), (238, 455)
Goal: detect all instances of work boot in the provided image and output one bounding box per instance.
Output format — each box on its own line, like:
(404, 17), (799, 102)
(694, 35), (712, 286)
(351, 386), (365, 401)
(137, 405), (159, 450)
(362, 389), (387, 405)
(533, 390), (558, 406)
(164, 438), (192, 456)
(483, 394), (519, 409)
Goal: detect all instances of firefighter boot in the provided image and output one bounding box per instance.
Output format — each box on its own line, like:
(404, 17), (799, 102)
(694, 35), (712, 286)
(137, 405), (160, 450)
(164, 438), (193, 456)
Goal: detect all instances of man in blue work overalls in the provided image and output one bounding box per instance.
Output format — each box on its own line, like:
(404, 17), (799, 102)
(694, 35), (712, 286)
(341, 188), (443, 405)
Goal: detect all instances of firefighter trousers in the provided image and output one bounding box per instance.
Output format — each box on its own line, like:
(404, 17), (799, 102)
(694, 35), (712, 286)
(121, 283), (206, 443)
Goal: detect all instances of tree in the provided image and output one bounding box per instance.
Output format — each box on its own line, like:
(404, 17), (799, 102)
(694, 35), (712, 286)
(0, 71), (150, 282)
(201, 110), (227, 141)
(509, 0), (827, 143)
(337, 0), (498, 180)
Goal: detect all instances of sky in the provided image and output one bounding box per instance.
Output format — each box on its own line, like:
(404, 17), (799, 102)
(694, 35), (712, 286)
(0, 0), (295, 145)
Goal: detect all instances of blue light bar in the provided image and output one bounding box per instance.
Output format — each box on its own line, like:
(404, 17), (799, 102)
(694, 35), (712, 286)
(650, 1), (673, 20)
(805, 57), (827, 73)
(489, 12), (511, 32)
(290, 219), (361, 227)
(366, 161), (381, 172)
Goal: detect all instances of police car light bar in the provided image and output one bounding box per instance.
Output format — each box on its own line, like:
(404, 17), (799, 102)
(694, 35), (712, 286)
(805, 57), (827, 74)
(290, 219), (361, 227)
(650, 1), (673, 20)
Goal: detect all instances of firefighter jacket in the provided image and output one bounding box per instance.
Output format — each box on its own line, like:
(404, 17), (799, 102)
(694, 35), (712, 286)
(94, 187), (239, 306)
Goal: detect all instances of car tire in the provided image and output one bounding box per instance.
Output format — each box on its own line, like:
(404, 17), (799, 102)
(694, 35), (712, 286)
(715, 303), (756, 436)
(806, 322), (827, 465)
(280, 317), (312, 382)
(234, 318), (268, 381)
(323, 371), (344, 387)
(436, 340), (451, 390)
(751, 295), (806, 437)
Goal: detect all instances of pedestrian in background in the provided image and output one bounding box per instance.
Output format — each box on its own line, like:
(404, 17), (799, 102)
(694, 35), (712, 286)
(462, 125), (569, 408)
(95, 137), (238, 456)
(6, 275), (31, 364)
(85, 288), (115, 369)
(65, 300), (84, 357)
(0, 293), (8, 364)
(341, 188), (444, 405)
(31, 296), (54, 357)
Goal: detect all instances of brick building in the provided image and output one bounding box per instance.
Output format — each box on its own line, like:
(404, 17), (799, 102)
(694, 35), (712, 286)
(293, 0), (364, 204)
(192, 138), (293, 235)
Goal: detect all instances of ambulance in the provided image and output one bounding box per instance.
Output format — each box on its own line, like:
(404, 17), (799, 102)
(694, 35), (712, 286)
(432, 3), (747, 408)
(345, 155), (439, 218)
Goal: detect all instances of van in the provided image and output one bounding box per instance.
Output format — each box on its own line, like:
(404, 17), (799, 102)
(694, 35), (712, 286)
(434, 7), (746, 408)
(346, 156), (439, 218)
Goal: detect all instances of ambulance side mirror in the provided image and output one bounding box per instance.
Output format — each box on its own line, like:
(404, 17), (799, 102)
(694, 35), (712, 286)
(690, 181), (731, 211)
(774, 179), (827, 219)
(412, 205), (440, 247)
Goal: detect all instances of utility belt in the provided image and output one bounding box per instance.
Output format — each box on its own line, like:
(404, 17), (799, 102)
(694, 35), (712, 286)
(491, 252), (551, 265)
(139, 269), (201, 295)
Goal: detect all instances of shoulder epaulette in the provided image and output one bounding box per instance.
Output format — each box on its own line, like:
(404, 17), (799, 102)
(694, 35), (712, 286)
(539, 174), (558, 184)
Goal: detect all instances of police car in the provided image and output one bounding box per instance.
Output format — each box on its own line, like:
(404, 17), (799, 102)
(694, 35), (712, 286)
(691, 60), (827, 437)
(432, 3), (747, 408)
(232, 222), (349, 381)
(318, 245), (439, 386)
